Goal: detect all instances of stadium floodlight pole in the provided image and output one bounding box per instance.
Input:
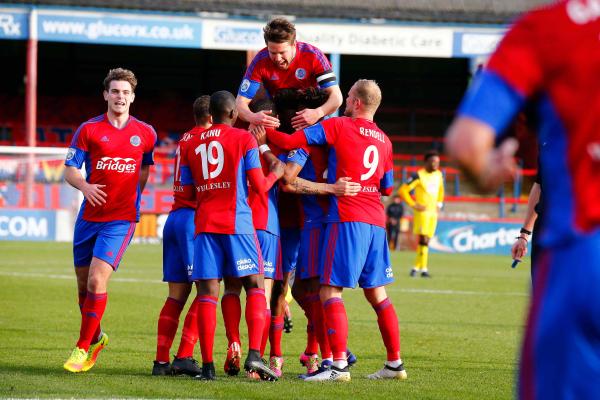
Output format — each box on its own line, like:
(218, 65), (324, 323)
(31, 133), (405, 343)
(25, 8), (39, 208)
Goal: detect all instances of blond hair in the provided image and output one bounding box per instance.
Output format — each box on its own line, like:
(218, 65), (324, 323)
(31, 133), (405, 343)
(353, 79), (382, 113)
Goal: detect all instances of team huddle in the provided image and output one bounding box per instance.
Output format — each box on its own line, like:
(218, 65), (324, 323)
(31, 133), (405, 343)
(61, 18), (406, 382)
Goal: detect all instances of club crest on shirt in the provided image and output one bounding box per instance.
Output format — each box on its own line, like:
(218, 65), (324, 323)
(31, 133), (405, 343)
(240, 79), (251, 93)
(66, 148), (76, 161)
(101, 136), (109, 142)
(295, 68), (306, 80)
(130, 135), (141, 147)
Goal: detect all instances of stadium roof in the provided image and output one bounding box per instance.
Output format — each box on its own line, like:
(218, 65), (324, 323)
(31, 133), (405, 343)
(9, 0), (550, 24)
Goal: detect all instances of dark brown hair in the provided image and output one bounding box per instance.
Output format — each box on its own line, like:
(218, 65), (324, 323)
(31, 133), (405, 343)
(263, 18), (296, 45)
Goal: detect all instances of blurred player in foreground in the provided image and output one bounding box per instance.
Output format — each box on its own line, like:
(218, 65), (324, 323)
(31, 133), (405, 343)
(152, 96), (211, 376)
(63, 68), (156, 372)
(398, 151), (444, 277)
(446, 2), (600, 398)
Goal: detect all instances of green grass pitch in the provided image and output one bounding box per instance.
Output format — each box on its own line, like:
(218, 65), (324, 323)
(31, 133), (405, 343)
(0, 241), (530, 399)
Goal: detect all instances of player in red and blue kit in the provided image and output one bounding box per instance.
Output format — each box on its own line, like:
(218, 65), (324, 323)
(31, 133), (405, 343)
(63, 68), (156, 373)
(219, 98), (290, 378)
(179, 91), (284, 381)
(264, 80), (407, 382)
(446, 2), (600, 398)
(235, 17), (342, 132)
(152, 96), (212, 377)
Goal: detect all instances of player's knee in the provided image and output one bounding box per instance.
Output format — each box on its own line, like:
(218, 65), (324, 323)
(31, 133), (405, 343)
(168, 283), (192, 302)
(223, 277), (243, 295)
(319, 285), (342, 303)
(241, 274), (262, 291)
(87, 274), (108, 293)
(195, 279), (219, 297)
(363, 286), (387, 306)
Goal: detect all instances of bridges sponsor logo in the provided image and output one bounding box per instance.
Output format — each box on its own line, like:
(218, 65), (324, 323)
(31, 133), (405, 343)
(96, 157), (136, 173)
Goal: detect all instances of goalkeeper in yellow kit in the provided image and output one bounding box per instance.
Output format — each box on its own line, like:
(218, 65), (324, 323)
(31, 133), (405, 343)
(398, 151), (444, 277)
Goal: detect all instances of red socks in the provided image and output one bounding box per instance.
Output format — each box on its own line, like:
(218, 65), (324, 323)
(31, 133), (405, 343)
(245, 288), (266, 352)
(77, 292), (108, 351)
(221, 293), (241, 345)
(176, 299), (199, 359)
(269, 314), (284, 357)
(79, 290), (102, 344)
(155, 297), (185, 362)
(298, 295), (319, 355)
(373, 298), (401, 361)
(323, 297), (348, 361)
(260, 308), (271, 357)
(196, 295), (218, 363)
(309, 294), (332, 359)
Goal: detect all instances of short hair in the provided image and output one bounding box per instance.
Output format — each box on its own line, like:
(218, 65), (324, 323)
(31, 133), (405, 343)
(250, 97), (275, 114)
(353, 79), (382, 113)
(274, 88), (328, 133)
(424, 150), (440, 161)
(193, 95), (210, 122)
(103, 68), (137, 92)
(263, 18), (296, 45)
(209, 90), (236, 118)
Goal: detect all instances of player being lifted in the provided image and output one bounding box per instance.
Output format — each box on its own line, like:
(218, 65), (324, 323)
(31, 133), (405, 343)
(152, 96), (212, 377)
(236, 17), (342, 130)
(179, 91), (284, 381)
(262, 79), (407, 382)
(398, 151), (444, 278)
(63, 68), (156, 373)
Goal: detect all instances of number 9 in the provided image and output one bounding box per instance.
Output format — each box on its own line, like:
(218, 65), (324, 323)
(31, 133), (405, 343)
(360, 145), (379, 181)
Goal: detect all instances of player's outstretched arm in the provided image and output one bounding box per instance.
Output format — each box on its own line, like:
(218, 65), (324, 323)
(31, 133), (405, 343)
(291, 85), (343, 130)
(247, 160), (284, 193)
(64, 166), (107, 207)
(446, 116), (519, 193)
(282, 176), (360, 196)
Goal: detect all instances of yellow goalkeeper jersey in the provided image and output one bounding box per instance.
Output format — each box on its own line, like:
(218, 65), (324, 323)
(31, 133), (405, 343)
(398, 168), (444, 213)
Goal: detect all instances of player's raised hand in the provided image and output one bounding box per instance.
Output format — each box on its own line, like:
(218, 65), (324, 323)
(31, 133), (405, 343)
(291, 108), (324, 130)
(330, 177), (361, 197)
(251, 125), (267, 145)
(81, 183), (107, 207)
(252, 110), (280, 128)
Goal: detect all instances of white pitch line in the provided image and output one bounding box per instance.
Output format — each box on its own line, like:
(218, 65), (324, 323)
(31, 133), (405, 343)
(390, 287), (528, 297)
(0, 271), (528, 297)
